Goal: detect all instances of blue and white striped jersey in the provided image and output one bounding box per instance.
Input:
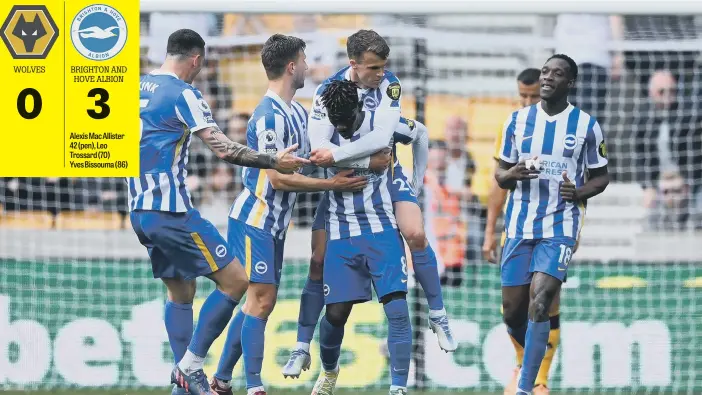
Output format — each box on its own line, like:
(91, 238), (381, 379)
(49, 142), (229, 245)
(228, 90), (309, 239)
(322, 110), (397, 240)
(308, 67), (403, 240)
(309, 66), (402, 168)
(128, 70), (217, 212)
(499, 103), (608, 240)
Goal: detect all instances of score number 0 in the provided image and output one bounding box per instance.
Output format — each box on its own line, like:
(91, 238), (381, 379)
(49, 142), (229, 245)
(16, 88), (112, 120)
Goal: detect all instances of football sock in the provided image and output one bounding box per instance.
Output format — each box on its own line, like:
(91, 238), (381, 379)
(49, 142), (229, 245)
(535, 314), (561, 387)
(319, 315), (344, 372)
(384, 299), (412, 388)
(214, 308), (246, 381)
(297, 277), (325, 344)
(187, 289), (238, 361)
(518, 319), (551, 392)
(411, 246), (445, 311)
(241, 314), (267, 389)
(164, 301), (193, 364)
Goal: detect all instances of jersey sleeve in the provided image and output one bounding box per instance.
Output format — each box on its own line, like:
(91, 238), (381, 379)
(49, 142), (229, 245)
(584, 119), (608, 169)
(410, 120), (429, 190)
(330, 73), (402, 162)
(394, 117), (418, 145)
(309, 87), (370, 169)
(175, 88), (218, 133)
(493, 125), (504, 160)
(498, 112), (518, 164)
(253, 112), (286, 155)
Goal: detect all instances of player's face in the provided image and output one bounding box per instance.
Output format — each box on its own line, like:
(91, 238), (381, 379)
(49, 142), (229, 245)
(330, 101), (364, 136)
(517, 82), (540, 107)
(539, 58), (573, 101)
(350, 51), (387, 89)
(291, 50), (309, 90)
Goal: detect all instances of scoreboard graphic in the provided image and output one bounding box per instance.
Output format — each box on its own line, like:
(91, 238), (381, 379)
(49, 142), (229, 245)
(0, 0), (139, 177)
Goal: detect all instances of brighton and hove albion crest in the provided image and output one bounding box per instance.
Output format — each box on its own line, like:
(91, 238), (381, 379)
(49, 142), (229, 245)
(70, 4), (127, 61)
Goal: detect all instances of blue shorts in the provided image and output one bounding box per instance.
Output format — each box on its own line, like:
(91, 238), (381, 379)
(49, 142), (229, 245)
(500, 236), (576, 286)
(389, 165), (418, 205)
(130, 209), (233, 280)
(323, 230), (408, 304)
(312, 195), (328, 232)
(227, 218), (285, 286)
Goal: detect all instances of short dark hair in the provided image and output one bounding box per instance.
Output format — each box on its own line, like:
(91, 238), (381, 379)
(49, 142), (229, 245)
(261, 34), (306, 80)
(320, 80), (359, 119)
(517, 68), (540, 85)
(346, 29), (390, 61)
(166, 29), (206, 57)
(547, 54), (578, 80)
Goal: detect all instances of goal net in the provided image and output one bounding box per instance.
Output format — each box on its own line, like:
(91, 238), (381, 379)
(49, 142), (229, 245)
(1, 4), (701, 394)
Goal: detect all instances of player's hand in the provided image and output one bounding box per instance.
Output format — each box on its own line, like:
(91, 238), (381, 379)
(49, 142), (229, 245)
(329, 169), (368, 192)
(369, 149), (392, 173)
(482, 233), (498, 264)
(310, 148), (335, 167)
(274, 144), (310, 174)
(559, 171), (578, 202)
(507, 157), (541, 181)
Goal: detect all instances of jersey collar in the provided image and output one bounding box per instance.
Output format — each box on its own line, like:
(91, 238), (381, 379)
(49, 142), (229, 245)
(537, 101), (574, 121)
(265, 89), (293, 114)
(149, 69), (179, 79)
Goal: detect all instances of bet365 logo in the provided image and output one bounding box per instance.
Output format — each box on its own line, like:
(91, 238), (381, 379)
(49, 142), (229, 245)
(0, 5), (59, 59)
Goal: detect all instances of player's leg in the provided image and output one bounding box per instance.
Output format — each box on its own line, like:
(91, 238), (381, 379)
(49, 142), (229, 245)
(534, 236), (577, 393)
(214, 219), (283, 395)
(133, 210), (246, 395)
(392, 167), (456, 352)
(129, 211), (198, 395)
(368, 231), (412, 394)
(534, 290), (561, 394)
(499, 237), (536, 395)
(174, 214), (247, 395)
(283, 198), (329, 378)
(516, 237), (575, 394)
(312, 236), (370, 395)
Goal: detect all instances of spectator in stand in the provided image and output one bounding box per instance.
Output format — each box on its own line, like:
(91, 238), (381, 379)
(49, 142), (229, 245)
(553, 14), (624, 125)
(423, 140), (467, 286)
(646, 170), (700, 231)
(635, 70), (702, 214)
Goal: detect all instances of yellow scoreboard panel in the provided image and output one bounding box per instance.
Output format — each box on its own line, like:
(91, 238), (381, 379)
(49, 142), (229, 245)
(0, 0), (139, 177)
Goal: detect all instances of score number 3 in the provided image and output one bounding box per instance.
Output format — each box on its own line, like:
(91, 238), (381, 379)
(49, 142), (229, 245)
(16, 88), (111, 120)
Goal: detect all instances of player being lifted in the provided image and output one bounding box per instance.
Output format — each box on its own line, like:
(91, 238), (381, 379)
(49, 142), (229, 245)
(283, 30), (456, 382)
(482, 68), (566, 394)
(206, 34), (372, 395)
(132, 29), (307, 395)
(495, 54), (609, 395)
(307, 76), (413, 395)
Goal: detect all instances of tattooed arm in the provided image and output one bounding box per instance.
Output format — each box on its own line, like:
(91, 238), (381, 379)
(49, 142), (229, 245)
(195, 126), (278, 169)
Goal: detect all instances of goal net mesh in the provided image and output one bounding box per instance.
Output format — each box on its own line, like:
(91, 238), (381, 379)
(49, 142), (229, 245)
(0, 10), (701, 394)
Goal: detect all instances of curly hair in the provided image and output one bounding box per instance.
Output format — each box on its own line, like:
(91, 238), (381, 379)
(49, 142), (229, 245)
(320, 79), (359, 119)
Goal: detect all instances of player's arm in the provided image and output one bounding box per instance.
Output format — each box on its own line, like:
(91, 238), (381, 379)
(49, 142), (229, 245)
(307, 105), (390, 173)
(494, 113), (539, 189)
(399, 120), (429, 190)
(485, 128), (509, 237)
(560, 120), (610, 202)
(176, 89), (305, 172)
(257, 113), (367, 193)
(329, 78), (402, 162)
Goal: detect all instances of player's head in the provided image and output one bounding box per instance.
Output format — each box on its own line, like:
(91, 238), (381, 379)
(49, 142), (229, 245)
(540, 54), (578, 102)
(320, 80), (363, 138)
(516, 68), (541, 107)
(347, 29), (390, 89)
(261, 34), (308, 89)
(165, 29), (206, 84)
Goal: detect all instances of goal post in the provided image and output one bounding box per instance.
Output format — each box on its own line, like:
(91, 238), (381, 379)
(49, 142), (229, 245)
(0, 3), (701, 394)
